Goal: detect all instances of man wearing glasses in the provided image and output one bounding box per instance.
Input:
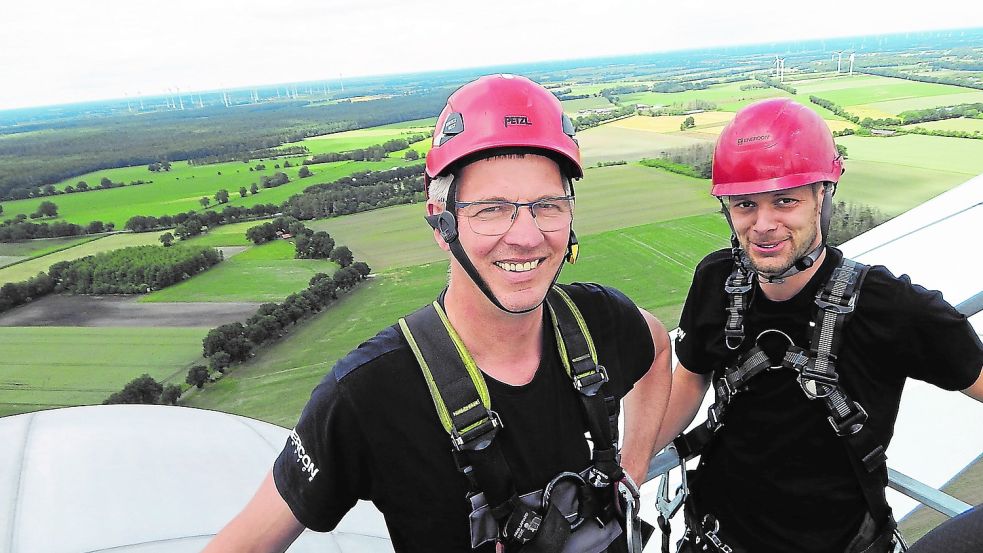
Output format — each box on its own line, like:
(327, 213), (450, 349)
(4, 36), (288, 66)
(206, 74), (671, 553)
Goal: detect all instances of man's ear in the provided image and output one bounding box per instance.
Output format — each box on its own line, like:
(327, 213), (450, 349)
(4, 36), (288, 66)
(426, 201), (452, 252)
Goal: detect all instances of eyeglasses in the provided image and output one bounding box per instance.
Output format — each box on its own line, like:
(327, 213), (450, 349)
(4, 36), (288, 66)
(455, 196), (574, 236)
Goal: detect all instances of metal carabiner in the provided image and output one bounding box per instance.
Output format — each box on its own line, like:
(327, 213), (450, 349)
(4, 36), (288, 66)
(616, 474), (643, 553)
(656, 446), (688, 521)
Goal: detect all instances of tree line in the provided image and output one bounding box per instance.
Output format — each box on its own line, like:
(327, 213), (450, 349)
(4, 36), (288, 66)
(188, 145), (310, 166)
(858, 68), (983, 92)
(0, 91), (450, 200)
(303, 134), (428, 166)
(755, 74), (797, 95)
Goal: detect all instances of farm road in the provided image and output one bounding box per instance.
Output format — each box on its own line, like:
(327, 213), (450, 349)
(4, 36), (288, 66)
(0, 295), (261, 327)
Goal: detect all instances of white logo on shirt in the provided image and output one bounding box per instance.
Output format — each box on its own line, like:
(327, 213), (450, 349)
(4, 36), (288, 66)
(677, 329), (686, 342)
(290, 429), (320, 482)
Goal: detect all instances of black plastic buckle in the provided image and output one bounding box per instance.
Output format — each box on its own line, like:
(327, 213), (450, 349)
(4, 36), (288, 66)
(451, 410), (503, 451)
(828, 402), (868, 436)
(573, 364), (609, 395)
(815, 292), (857, 314)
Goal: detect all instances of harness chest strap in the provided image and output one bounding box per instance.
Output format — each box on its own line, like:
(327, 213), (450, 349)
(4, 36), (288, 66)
(397, 286), (623, 551)
(673, 256), (893, 530)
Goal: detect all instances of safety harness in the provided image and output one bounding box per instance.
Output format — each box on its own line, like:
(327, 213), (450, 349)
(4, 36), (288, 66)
(668, 253), (899, 553)
(398, 285), (645, 552)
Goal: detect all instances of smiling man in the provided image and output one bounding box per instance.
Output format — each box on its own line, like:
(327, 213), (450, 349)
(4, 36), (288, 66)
(653, 98), (983, 553)
(204, 74), (672, 553)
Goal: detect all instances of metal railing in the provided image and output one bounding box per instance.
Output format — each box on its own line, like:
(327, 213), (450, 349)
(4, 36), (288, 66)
(644, 449), (974, 519)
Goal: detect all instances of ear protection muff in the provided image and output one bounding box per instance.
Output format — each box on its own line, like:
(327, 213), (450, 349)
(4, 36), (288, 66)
(425, 211), (459, 244)
(565, 230), (579, 264)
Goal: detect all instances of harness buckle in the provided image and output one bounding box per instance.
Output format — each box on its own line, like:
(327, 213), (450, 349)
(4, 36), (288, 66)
(707, 404), (724, 432)
(573, 364), (609, 395)
(815, 292), (858, 314)
(797, 366), (839, 399)
(724, 283), (752, 294)
(452, 410), (503, 451)
(724, 327), (744, 350)
(828, 402), (868, 436)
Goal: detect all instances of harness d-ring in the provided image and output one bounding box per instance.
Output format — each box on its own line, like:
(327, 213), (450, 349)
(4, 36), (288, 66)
(754, 328), (794, 369)
(542, 471), (587, 530)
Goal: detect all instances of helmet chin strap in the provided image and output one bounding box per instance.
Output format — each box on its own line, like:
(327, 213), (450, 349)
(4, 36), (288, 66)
(425, 180), (574, 315)
(721, 183), (835, 284)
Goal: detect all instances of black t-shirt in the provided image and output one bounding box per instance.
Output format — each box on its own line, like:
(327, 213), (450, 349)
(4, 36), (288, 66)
(675, 247), (982, 553)
(273, 283), (655, 552)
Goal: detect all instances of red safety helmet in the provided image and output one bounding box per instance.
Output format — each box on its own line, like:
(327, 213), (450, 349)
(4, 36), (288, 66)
(711, 98), (843, 197)
(425, 74), (583, 186)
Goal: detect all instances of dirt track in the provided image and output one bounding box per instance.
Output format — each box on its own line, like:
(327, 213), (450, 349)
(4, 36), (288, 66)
(0, 295), (261, 327)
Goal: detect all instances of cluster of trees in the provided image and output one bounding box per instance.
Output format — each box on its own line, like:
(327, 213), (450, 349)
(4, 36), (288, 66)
(104, 374), (182, 406)
(679, 116), (696, 130)
(739, 83), (770, 91)
(595, 160), (627, 167)
(147, 161), (172, 172)
(641, 142), (715, 179)
(647, 100), (717, 116)
(188, 145), (310, 166)
(0, 90), (449, 200)
(245, 216), (309, 245)
(197, 261), (370, 376)
(860, 68), (983, 91)
(29, 200), (58, 219)
(897, 103), (983, 125)
(261, 172), (290, 189)
(827, 201), (888, 246)
(641, 158), (707, 179)
(0, 218), (112, 242)
(934, 61), (983, 72)
(572, 105), (636, 131)
(49, 245), (222, 294)
(303, 134), (428, 166)
(280, 165), (425, 220)
(0, 272), (55, 315)
(755, 75), (797, 95)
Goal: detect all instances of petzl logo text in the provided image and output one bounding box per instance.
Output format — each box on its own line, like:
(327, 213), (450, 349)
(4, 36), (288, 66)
(504, 115), (532, 127)
(289, 429), (320, 482)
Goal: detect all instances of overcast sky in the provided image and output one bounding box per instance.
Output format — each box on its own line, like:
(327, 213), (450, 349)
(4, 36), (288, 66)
(3, 0), (982, 111)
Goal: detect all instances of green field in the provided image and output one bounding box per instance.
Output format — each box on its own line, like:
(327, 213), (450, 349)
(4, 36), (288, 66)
(0, 157), (419, 227)
(0, 235), (97, 257)
(141, 240), (337, 303)
(838, 134), (983, 176)
(856, 91), (983, 117)
(0, 232), (167, 285)
(620, 80), (785, 108)
(0, 327), (206, 417)
(805, 76), (973, 107)
(183, 214), (730, 426)
(562, 97), (614, 113)
(579, 122), (712, 165)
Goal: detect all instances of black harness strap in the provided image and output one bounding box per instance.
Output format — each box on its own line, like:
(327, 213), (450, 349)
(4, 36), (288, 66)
(674, 255), (894, 538)
(399, 287), (624, 552)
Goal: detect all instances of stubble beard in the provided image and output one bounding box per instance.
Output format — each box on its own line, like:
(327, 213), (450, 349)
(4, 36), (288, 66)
(744, 225), (820, 277)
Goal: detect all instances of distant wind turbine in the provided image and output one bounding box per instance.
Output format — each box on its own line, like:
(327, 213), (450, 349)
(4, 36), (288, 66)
(849, 53), (856, 75)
